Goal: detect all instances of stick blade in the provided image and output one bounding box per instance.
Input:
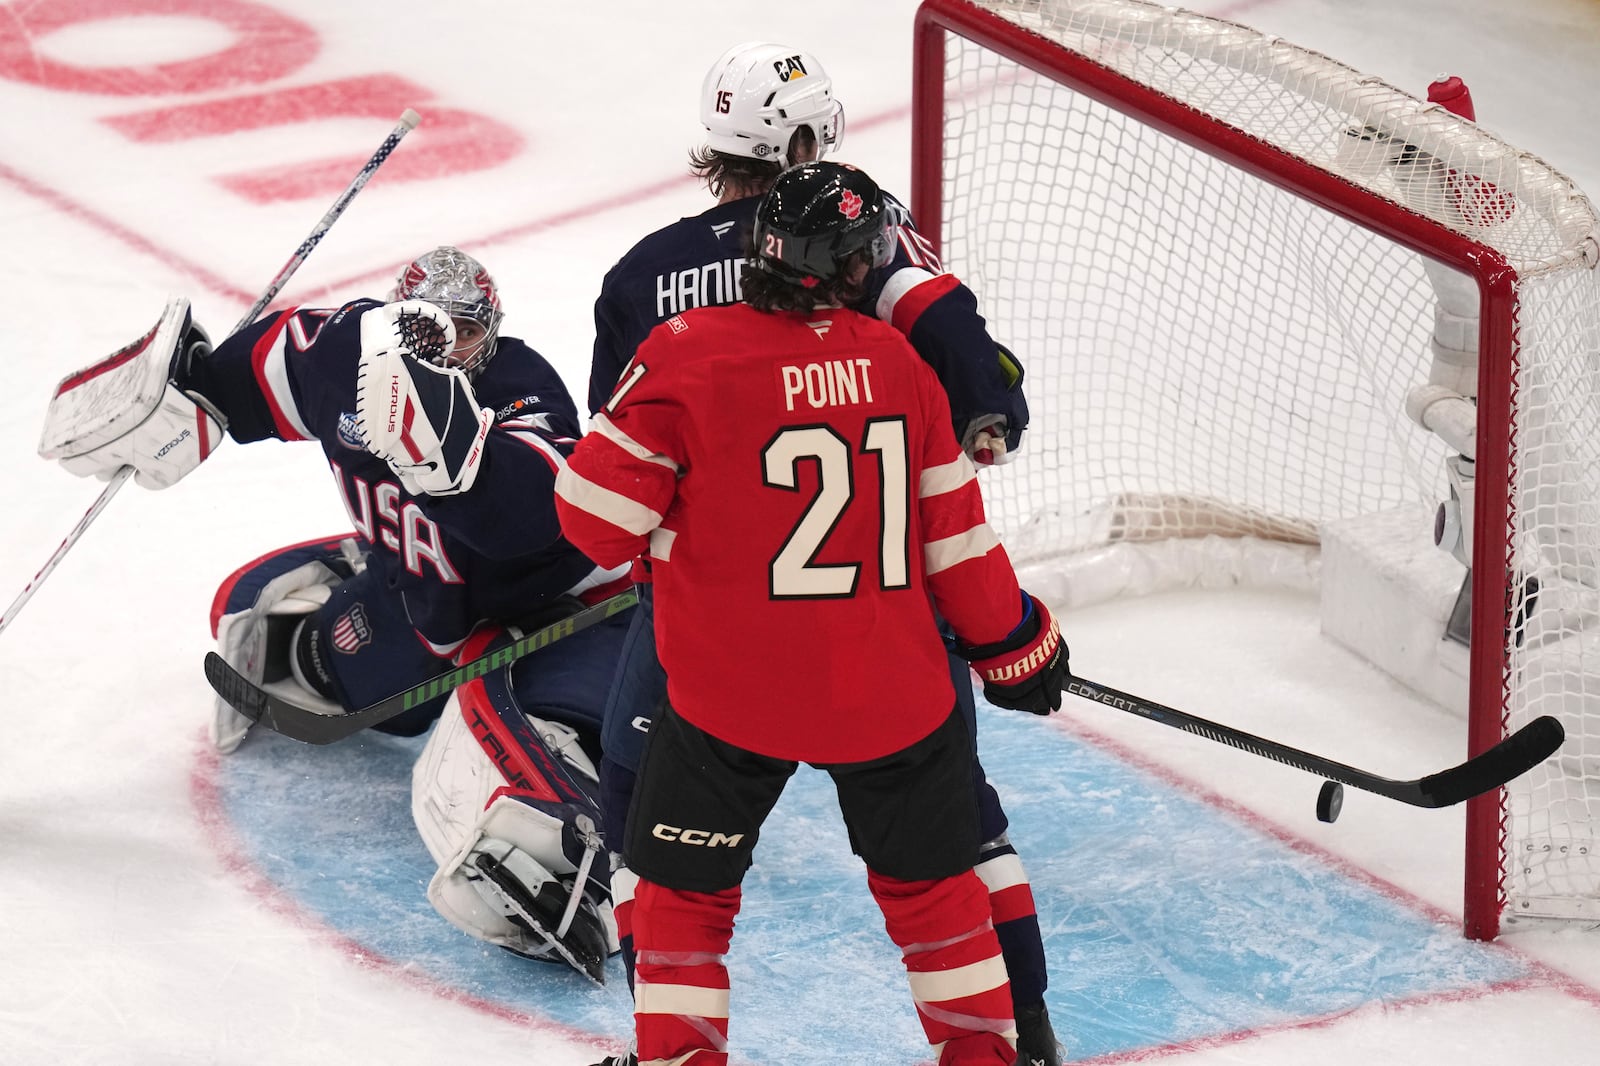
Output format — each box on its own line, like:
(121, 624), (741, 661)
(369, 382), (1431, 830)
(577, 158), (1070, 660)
(203, 652), (267, 723)
(1415, 715), (1566, 807)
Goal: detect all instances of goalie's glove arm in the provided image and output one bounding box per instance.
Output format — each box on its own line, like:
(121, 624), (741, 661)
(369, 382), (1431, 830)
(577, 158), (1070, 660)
(179, 312), (294, 444)
(183, 302), (382, 446)
(418, 426), (574, 560)
(366, 328), (583, 561)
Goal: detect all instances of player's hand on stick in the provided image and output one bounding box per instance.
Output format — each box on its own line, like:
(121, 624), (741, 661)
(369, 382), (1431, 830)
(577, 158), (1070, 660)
(356, 302), (492, 497)
(39, 297), (225, 490)
(961, 416), (1011, 466)
(959, 593), (1068, 715)
(960, 343), (1028, 467)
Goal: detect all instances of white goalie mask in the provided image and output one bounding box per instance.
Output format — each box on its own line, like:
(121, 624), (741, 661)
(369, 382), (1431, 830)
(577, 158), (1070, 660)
(389, 246), (504, 375)
(699, 42), (845, 166)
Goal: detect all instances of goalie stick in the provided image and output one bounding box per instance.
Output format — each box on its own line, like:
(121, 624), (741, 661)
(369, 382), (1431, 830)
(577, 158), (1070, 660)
(203, 588), (640, 745)
(1065, 675), (1564, 808)
(1, 109), (422, 640)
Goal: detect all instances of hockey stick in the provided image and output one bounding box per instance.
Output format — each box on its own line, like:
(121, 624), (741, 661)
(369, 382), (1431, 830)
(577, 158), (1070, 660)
(1, 109), (422, 640)
(202, 588), (640, 745)
(1064, 676), (1564, 808)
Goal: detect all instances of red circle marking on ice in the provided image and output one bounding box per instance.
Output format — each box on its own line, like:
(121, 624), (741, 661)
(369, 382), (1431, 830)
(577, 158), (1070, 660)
(0, 0), (316, 95)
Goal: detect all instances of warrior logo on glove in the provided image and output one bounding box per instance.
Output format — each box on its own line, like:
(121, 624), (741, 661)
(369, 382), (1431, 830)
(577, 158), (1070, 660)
(959, 593), (1070, 716)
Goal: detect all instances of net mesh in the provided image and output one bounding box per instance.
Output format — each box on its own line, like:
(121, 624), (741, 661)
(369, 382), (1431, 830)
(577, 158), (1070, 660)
(928, 0), (1600, 925)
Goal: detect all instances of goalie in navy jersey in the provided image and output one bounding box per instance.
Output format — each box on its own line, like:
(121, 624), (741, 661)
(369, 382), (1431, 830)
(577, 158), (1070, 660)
(584, 41), (1058, 1066)
(557, 160), (1070, 1066)
(43, 246), (633, 983)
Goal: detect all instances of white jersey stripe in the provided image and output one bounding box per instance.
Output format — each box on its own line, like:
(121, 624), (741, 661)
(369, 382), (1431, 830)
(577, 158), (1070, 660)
(500, 427), (568, 470)
(556, 467), (665, 536)
(920, 454), (977, 498)
(925, 525), (1002, 576)
(256, 329), (313, 441)
(592, 412), (681, 471)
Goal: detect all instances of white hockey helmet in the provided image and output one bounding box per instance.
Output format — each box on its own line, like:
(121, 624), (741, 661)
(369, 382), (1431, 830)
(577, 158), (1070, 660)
(389, 246), (504, 375)
(699, 42), (844, 166)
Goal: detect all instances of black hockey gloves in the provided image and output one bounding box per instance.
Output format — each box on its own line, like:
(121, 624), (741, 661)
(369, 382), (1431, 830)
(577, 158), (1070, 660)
(958, 593), (1069, 715)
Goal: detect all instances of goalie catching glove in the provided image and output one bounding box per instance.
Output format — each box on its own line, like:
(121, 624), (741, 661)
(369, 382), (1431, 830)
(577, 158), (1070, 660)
(958, 592), (1069, 715)
(355, 300), (493, 497)
(38, 297), (225, 489)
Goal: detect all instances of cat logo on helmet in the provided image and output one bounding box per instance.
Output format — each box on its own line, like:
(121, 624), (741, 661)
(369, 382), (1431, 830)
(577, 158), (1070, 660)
(774, 55), (808, 82)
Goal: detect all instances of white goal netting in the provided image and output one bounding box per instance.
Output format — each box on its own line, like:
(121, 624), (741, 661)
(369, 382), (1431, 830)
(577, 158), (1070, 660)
(918, 0), (1600, 934)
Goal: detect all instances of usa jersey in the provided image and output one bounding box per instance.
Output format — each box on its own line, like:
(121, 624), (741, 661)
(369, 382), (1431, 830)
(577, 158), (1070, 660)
(183, 299), (628, 656)
(557, 303), (1026, 763)
(588, 192), (1028, 444)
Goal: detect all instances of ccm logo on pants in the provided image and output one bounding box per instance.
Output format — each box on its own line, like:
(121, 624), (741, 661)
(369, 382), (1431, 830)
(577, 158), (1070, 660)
(651, 824), (745, 847)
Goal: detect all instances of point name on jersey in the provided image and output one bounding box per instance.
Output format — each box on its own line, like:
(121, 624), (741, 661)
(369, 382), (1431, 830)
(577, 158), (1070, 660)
(781, 358), (875, 411)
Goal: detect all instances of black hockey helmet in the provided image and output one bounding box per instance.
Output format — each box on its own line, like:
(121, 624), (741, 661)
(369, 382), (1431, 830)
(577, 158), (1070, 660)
(750, 161), (893, 288)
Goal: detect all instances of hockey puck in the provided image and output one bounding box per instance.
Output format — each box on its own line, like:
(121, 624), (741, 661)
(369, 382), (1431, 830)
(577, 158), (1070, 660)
(1316, 780), (1345, 823)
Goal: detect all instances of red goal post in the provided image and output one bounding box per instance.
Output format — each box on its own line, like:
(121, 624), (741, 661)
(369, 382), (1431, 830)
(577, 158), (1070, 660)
(911, 0), (1600, 939)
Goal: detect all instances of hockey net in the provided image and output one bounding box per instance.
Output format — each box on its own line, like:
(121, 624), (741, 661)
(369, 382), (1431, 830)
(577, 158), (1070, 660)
(912, 0), (1600, 938)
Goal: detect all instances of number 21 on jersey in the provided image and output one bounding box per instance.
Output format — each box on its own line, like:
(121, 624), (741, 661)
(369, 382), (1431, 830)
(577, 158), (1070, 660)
(762, 419), (911, 599)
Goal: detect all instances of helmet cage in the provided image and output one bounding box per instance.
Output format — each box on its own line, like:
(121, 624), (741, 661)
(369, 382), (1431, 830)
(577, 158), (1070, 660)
(390, 247), (504, 374)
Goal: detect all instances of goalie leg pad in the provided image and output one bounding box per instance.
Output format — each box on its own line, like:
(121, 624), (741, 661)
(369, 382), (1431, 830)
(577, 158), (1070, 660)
(413, 672), (618, 981)
(425, 795), (617, 984)
(209, 536), (364, 752)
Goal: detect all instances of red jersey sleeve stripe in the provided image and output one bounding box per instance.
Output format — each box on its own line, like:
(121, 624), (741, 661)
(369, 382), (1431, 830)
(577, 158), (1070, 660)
(249, 310), (311, 442)
(875, 267), (961, 336)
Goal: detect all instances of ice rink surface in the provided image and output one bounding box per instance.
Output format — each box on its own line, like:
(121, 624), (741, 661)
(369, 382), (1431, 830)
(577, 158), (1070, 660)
(2, 1), (1600, 1063)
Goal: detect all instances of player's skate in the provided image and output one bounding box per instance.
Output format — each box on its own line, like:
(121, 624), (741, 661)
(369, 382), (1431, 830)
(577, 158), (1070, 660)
(465, 838), (612, 985)
(1014, 1001), (1064, 1066)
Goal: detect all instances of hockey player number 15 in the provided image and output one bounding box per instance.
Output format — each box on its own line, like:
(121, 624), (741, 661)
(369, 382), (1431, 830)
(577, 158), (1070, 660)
(761, 419), (911, 599)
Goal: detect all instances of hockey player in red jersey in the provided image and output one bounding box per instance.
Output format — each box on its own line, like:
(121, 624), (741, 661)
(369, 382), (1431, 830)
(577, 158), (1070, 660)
(587, 40), (1059, 1066)
(556, 161), (1069, 1066)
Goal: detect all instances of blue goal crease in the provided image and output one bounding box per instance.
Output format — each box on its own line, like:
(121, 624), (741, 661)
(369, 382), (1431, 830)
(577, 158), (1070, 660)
(216, 706), (1527, 1065)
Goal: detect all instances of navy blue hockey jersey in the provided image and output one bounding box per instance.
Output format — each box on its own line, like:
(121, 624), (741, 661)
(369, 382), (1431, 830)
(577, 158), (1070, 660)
(588, 192), (1029, 443)
(183, 299), (629, 657)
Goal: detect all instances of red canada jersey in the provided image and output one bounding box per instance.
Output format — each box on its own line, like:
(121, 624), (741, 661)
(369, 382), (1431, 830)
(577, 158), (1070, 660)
(557, 302), (1026, 762)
